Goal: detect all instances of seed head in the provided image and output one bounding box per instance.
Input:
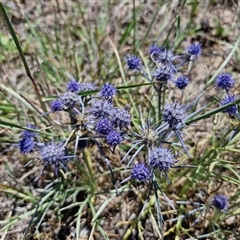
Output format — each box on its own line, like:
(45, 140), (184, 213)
(95, 118), (113, 135)
(163, 103), (185, 128)
(175, 76), (190, 90)
(187, 43), (202, 56)
(79, 82), (96, 92)
(212, 194), (228, 211)
(215, 73), (235, 92)
(100, 83), (116, 98)
(148, 147), (176, 172)
(106, 130), (122, 147)
(125, 55), (142, 71)
(220, 95), (238, 117)
(131, 163), (151, 182)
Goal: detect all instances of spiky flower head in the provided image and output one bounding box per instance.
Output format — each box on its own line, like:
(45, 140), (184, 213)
(211, 194), (228, 211)
(148, 147), (176, 172)
(100, 83), (116, 98)
(22, 125), (37, 138)
(79, 82), (96, 92)
(175, 76), (190, 90)
(149, 44), (166, 56)
(125, 55), (142, 71)
(95, 118), (113, 135)
(66, 80), (80, 93)
(163, 103), (185, 128)
(187, 43), (202, 56)
(110, 107), (131, 129)
(152, 63), (177, 82)
(220, 95), (238, 117)
(41, 142), (68, 175)
(19, 137), (35, 153)
(215, 73), (235, 92)
(106, 130), (122, 147)
(60, 91), (79, 111)
(51, 99), (64, 112)
(131, 163), (151, 182)
(91, 99), (114, 119)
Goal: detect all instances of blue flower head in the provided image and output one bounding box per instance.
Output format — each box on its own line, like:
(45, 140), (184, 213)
(148, 147), (176, 172)
(91, 99), (114, 119)
(106, 130), (122, 147)
(19, 137), (35, 153)
(215, 73), (235, 92)
(60, 91), (79, 111)
(212, 194), (228, 211)
(41, 142), (69, 175)
(187, 43), (202, 56)
(163, 103), (185, 128)
(66, 80), (80, 93)
(51, 99), (64, 112)
(95, 118), (113, 135)
(125, 55), (142, 71)
(79, 82), (96, 92)
(220, 95), (238, 117)
(22, 125), (37, 138)
(175, 76), (190, 90)
(100, 83), (116, 98)
(131, 163), (151, 182)
(149, 44), (166, 56)
(152, 63), (177, 82)
(110, 107), (131, 129)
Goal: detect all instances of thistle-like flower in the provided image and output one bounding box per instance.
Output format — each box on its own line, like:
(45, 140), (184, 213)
(51, 99), (64, 112)
(66, 80), (80, 93)
(148, 147), (176, 173)
(125, 55), (142, 71)
(220, 95), (238, 117)
(152, 63), (177, 82)
(187, 43), (202, 56)
(106, 130), (122, 147)
(131, 163), (151, 182)
(100, 83), (116, 98)
(41, 142), (70, 175)
(90, 99), (114, 119)
(79, 82), (96, 92)
(175, 76), (190, 90)
(215, 73), (235, 92)
(110, 107), (131, 129)
(95, 118), (113, 135)
(19, 137), (35, 153)
(163, 103), (185, 128)
(211, 194), (228, 211)
(60, 91), (79, 111)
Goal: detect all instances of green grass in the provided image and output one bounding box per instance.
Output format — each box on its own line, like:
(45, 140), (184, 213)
(0, 1), (240, 239)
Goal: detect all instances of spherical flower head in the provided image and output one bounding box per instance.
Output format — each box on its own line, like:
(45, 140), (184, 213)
(215, 73), (235, 92)
(152, 63), (177, 82)
(91, 99), (114, 119)
(175, 76), (190, 90)
(187, 43), (202, 56)
(51, 99), (64, 112)
(220, 95), (238, 117)
(66, 80), (80, 93)
(110, 107), (131, 129)
(212, 194), (228, 211)
(148, 147), (176, 172)
(100, 83), (116, 98)
(41, 142), (68, 174)
(125, 55), (142, 71)
(149, 44), (166, 56)
(60, 91), (79, 111)
(19, 137), (35, 153)
(106, 130), (122, 147)
(95, 118), (113, 135)
(131, 163), (151, 182)
(163, 103), (185, 128)
(79, 82), (96, 92)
